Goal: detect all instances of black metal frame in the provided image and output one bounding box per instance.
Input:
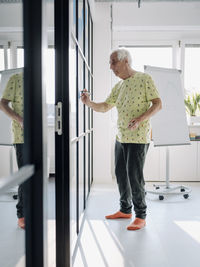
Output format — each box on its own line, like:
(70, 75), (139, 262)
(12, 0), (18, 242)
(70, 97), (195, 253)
(72, 0), (94, 235)
(55, 0), (70, 266)
(54, 0), (93, 263)
(23, 0), (46, 266)
(76, 0), (80, 235)
(83, 0), (86, 210)
(2, 0), (92, 265)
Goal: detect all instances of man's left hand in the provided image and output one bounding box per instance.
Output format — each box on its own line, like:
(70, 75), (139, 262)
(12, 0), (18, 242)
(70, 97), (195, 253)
(128, 118), (140, 130)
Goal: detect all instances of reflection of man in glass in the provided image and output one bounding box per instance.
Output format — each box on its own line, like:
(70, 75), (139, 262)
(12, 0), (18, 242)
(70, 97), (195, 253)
(0, 73), (25, 229)
(81, 49), (162, 231)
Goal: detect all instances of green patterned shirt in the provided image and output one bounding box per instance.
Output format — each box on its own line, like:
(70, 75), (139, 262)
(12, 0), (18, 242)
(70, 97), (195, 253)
(105, 72), (160, 144)
(2, 73), (24, 144)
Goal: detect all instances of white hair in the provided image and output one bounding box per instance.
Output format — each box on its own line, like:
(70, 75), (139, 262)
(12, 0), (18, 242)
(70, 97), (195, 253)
(111, 48), (132, 66)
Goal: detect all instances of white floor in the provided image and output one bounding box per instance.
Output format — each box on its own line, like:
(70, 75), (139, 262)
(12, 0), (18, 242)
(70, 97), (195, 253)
(72, 182), (200, 267)
(0, 178), (56, 267)
(0, 192), (25, 267)
(1, 181), (200, 267)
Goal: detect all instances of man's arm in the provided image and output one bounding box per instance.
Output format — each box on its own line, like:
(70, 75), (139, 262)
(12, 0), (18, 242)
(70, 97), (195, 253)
(128, 98), (162, 130)
(86, 101), (113, 113)
(81, 90), (113, 113)
(0, 98), (23, 127)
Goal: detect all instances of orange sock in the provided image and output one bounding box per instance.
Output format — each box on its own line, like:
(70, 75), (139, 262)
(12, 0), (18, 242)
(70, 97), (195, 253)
(105, 211), (132, 219)
(127, 218), (146, 231)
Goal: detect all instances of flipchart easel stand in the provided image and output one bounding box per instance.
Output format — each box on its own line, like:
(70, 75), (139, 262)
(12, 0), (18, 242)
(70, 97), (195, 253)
(146, 146), (191, 200)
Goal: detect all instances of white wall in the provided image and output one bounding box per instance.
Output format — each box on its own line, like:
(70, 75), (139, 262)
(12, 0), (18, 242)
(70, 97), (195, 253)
(112, 2), (200, 42)
(0, 4), (22, 27)
(93, 3), (112, 183)
(113, 2), (200, 27)
(0, 3), (54, 43)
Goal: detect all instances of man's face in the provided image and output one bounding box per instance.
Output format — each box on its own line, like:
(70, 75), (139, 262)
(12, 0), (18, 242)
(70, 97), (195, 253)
(109, 52), (127, 77)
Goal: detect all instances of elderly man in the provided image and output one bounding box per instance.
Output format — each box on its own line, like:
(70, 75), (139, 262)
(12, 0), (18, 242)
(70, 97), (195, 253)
(81, 49), (162, 230)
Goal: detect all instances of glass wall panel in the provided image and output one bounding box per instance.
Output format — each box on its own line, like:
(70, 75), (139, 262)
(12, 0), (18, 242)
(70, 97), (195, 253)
(90, 75), (93, 184)
(91, 19), (93, 72)
(90, 131), (93, 185)
(78, 0), (84, 52)
(69, 0), (93, 235)
(88, 14), (91, 68)
(86, 69), (91, 194)
(78, 138), (84, 218)
(88, 16), (93, 70)
(70, 44), (77, 139)
(72, 0), (77, 36)
(69, 39), (77, 243)
(84, 0), (88, 62)
(70, 142), (77, 245)
(78, 53), (84, 135)
(85, 133), (89, 198)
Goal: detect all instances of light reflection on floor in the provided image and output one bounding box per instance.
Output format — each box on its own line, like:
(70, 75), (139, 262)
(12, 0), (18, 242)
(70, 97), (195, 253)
(174, 220), (200, 244)
(73, 219), (129, 267)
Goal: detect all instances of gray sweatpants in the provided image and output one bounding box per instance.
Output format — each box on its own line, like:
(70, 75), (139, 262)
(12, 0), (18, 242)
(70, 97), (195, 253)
(115, 140), (149, 219)
(14, 144), (24, 219)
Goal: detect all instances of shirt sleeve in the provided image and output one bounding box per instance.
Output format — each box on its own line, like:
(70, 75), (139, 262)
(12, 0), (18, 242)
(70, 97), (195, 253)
(145, 74), (160, 101)
(105, 81), (121, 106)
(2, 75), (16, 102)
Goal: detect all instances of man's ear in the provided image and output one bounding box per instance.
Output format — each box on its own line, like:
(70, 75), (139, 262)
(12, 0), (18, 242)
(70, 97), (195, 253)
(124, 58), (128, 64)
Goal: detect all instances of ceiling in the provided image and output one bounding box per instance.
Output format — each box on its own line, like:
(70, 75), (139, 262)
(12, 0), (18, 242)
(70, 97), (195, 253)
(0, 0), (21, 2)
(0, 0), (199, 2)
(95, 0), (200, 2)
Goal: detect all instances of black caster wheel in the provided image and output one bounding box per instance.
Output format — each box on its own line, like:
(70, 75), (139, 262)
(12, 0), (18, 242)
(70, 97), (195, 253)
(183, 194), (189, 199)
(13, 195), (18, 200)
(145, 191), (147, 195)
(155, 186), (160, 190)
(180, 188), (185, 192)
(159, 195), (164, 200)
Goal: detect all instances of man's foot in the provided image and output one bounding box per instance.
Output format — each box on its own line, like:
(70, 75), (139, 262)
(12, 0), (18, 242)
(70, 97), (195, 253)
(105, 211), (132, 219)
(127, 218), (146, 230)
(18, 217), (25, 229)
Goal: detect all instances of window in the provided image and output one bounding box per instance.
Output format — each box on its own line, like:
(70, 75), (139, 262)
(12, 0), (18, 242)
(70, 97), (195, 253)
(7, 48), (11, 69)
(126, 46), (173, 71)
(0, 47), (5, 71)
(184, 45), (200, 94)
(17, 48), (24, 68)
